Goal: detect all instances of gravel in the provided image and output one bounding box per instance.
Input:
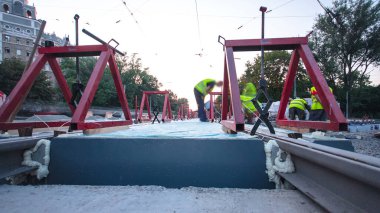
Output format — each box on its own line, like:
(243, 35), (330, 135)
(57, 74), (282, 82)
(327, 131), (380, 158)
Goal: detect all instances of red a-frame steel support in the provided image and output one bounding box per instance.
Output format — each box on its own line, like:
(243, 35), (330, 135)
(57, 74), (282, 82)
(221, 36), (347, 132)
(138, 91), (172, 123)
(209, 91), (222, 122)
(0, 45), (133, 131)
(221, 45), (245, 132)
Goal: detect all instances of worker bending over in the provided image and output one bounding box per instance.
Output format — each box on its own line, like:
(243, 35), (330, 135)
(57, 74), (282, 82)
(194, 79), (223, 122)
(240, 83), (260, 124)
(309, 86), (333, 121)
(288, 97), (310, 120)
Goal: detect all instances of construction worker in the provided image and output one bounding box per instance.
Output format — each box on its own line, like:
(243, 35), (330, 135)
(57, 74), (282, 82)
(288, 97), (310, 120)
(194, 79), (223, 122)
(240, 83), (260, 124)
(309, 86), (333, 121)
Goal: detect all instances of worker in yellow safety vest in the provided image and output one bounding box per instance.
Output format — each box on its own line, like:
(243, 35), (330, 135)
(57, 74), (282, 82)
(240, 82), (260, 124)
(194, 79), (223, 122)
(309, 86), (333, 121)
(288, 98), (310, 120)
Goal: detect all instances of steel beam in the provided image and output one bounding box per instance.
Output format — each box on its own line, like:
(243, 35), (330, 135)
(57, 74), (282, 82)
(38, 45), (108, 57)
(47, 57), (76, 113)
(138, 91), (172, 123)
(221, 47), (244, 132)
(71, 50), (111, 123)
(225, 37), (308, 51)
(209, 92), (222, 122)
(298, 45), (347, 128)
(277, 50), (299, 120)
(108, 53), (132, 121)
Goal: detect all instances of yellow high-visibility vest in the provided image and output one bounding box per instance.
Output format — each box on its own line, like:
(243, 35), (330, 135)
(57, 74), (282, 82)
(195, 79), (216, 96)
(310, 86), (333, 110)
(289, 98), (307, 110)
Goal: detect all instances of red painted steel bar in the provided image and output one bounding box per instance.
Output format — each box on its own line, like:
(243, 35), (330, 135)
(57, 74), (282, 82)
(108, 53), (132, 121)
(0, 121), (70, 130)
(223, 35), (347, 131)
(0, 54), (48, 122)
(71, 50), (111, 124)
(47, 57), (76, 113)
(277, 50), (299, 120)
(209, 92), (222, 122)
(298, 45), (346, 123)
(138, 91), (172, 122)
(0, 44), (134, 131)
(38, 45), (107, 57)
(138, 93), (150, 122)
(221, 47), (245, 132)
(225, 37), (308, 51)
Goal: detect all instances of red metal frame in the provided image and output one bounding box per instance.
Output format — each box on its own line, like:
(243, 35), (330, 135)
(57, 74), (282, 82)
(222, 36), (347, 131)
(138, 91), (173, 123)
(0, 45), (133, 131)
(209, 92), (222, 122)
(221, 47), (245, 132)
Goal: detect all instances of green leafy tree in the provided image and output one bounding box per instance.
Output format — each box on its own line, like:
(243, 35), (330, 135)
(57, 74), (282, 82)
(0, 57), (53, 101)
(310, 0), (380, 115)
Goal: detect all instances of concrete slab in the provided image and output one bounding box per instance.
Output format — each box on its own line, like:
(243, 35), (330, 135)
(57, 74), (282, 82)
(0, 185), (324, 213)
(48, 137), (274, 189)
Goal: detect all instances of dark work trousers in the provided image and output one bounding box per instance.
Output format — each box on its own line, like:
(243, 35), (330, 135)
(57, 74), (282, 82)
(194, 88), (207, 122)
(309, 109), (327, 121)
(289, 107), (306, 120)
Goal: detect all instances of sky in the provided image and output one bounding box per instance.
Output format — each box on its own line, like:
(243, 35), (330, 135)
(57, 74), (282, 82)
(28, 0), (380, 109)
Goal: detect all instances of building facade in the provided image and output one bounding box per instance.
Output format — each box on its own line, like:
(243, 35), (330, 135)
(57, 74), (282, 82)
(0, 0), (65, 86)
(0, 0), (40, 62)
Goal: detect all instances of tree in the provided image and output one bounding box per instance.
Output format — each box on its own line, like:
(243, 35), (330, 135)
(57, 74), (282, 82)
(240, 51), (310, 101)
(311, 0), (380, 115)
(0, 57), (53, 101)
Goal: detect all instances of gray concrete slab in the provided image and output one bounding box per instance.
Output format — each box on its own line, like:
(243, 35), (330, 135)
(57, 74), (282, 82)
(0, 185), (324, 213)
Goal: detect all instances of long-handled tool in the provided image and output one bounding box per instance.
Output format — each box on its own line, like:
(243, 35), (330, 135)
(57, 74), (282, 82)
(250, 6), (275, 135)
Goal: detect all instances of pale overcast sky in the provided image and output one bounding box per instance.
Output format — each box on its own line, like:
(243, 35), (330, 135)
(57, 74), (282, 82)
(29, 0), (380, 109)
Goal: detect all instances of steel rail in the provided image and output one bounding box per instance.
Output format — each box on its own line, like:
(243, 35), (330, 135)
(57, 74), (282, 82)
(252, 130), (380, 212)
(0, 133), (53, 180)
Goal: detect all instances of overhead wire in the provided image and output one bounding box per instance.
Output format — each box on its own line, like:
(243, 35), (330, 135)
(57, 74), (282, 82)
(266, 0), (297, 13)
(194, 0), (203, 53)
(237, 0), (297, 30)
(120, 0), (143, 31)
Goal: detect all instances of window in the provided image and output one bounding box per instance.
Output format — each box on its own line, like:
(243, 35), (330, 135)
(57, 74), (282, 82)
(16, 50), (21, 55)
(26, 29), (31, 34)
(26, 52), (31, 57)
(13, 1), (23, 16)
(4, 25), (10, 29)
(16, 38), (20, 44)
(26, 40), (30, 45)
(4, 35), (10, 42)
(26, 10), (32, 18)
(4, 47), (10, 53)
(3, 4), (9, 13)
(16, 27), (21, 32)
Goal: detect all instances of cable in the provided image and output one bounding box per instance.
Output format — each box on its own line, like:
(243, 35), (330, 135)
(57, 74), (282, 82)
(120, 0), (142, 29)
(266, 0), (297, 13)
(194, 0), (203, 52)
(237, 0), (297, 30)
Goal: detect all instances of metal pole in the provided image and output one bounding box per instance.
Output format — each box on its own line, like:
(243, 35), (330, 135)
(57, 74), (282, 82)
(259, 6), (267, 80)
(74, 14), (80, 82)
(293, 78), (297, 98)
(346, 91), (349, 118)
(24, 20), (46, 73)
